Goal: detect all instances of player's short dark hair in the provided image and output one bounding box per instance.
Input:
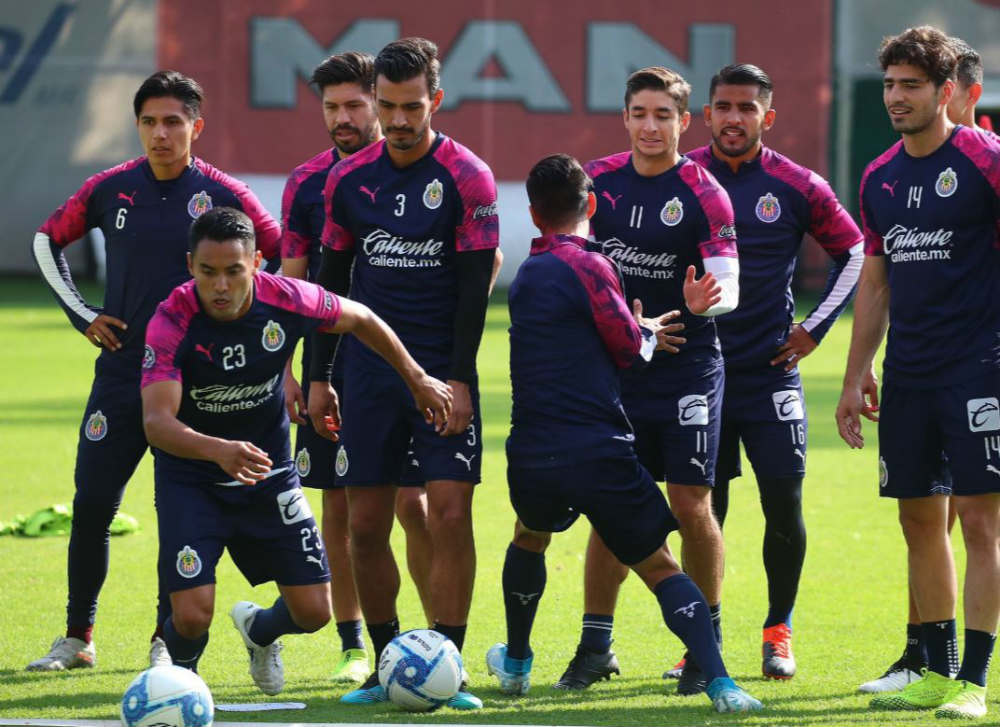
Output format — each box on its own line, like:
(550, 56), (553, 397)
(133, 70), (203, 119)
(375, 37), (441, 94)
(878, 26), (957, 87)
(526, 154), (593, 228)
(625, 66), (692, 113)
(709, 63), (774, 106)
(949, 37), (983, 88)
(189, 207), (256, 255)
(311, 51), (375, 93)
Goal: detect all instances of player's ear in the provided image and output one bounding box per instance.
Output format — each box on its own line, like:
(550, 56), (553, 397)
(679, 110), (691, 133)
(191, 116), (204, 141)
(703, 103), (712, 127)
(622, 106), (629, 129)
(969, 82), (984, 109)
(431, 88), (444, 113)
(252, 248), (262, 273)
(939, 78), (956, 107)
(763, 107), (777, 131)
(586, 191), (597, 220)
(186, 251), (194, 276)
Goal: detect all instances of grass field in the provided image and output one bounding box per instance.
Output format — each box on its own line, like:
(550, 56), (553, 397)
(0, 276), (993, 725)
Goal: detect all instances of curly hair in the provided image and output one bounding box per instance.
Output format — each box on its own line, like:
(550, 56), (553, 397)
(878, 26), (957, 87)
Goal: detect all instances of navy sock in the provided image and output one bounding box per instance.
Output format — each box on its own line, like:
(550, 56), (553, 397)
(655, 574), (727, 682)
(336, 620), (365, 652)
(367, 618), (400, 662)
(66, 493), (122, 630)
(433, 622), (467, 653)
(163, 617), (208, 672)
(905, 623), (927, 666)
(502, 543), (546, 661)
(247, 597), (306, 647)
(710, 603), (722, 646)
(580, 613), (613, 653)
(956, 629), (996, 687)
(922, 619), (958, 677)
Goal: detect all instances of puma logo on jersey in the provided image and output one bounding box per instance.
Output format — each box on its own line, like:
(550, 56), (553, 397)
(689, 457), (707, 476)
(673, 601), (699, 618)
(454, 452), (476, 471)
(601, 191), (623, 210)
(881, 180), (899, 197)
(117, 190), (137, 206)
(194, 343), (214, 361)
(511, 591), (539, 606)
(359, 185), (380, 204)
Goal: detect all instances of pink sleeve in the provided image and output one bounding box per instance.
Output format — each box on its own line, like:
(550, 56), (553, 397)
(39, 158), (143, 246)
(142, 287), (197, 388)
(678, 162), (738, 259)
(953, 126), (1000, 248)
(280, 171), (311, 259)
(436, 142), (499, 252)
(256, 275), (343, 333)
(583, 152), (631, 181)
(321, 164), (356, 252)
(858, 166), (884, 256)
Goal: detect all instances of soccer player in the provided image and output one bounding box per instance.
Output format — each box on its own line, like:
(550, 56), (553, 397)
(28, 71), (280, 672)
(307, 38), (498, 710)
(558, 66), (738, 695)
(141, 206), (451, 694)
(837, 26), (1000, 719)
(485, 153), (761, 714)
(683, 64), (863, 680)
(280, 50), (436, 683)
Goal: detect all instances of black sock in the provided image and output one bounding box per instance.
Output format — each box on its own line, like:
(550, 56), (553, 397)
(336, 620), (365, 652)
(580, 613), (613, 653)
(922, 619), (958, 677)
(502, 543), (546, 661)
(367, 618), (400, 663)
(759, 476), (806, 628)
(67, 492), (122, 630)
(655, 574), (727, 683)
(905, 623), (927, 666)
(711, 478), (731, 527)
(433, 622), (467, 653)
(709, 603), (722, 646)
(163, 617), (208, 672)
(248, 597), (306, 646)
(956, 629), (996, 687)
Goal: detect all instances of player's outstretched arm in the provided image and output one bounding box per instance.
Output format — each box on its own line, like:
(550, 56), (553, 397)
(332, 298), (453, 432)
(142, 380), (272, 484)
(835, 255), (889, 449)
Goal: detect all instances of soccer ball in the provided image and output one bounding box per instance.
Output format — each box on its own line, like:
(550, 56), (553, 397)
(121, 665), (214, 727)
(378, 629), (463, 711)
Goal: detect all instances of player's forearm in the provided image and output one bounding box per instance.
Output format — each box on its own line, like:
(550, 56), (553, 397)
(281, 256), (308, 280)
(842, 267), (889, 388)
(801, 242), (863, 342)
(143, 410), (230, 464)
(450, 249), (495, 382)
(32, 232), (99, 334)
(698, 256), (739, 317)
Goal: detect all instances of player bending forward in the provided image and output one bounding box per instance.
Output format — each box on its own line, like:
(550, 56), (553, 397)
(141, 207), (451, 694)
(485, 154), (762, 714)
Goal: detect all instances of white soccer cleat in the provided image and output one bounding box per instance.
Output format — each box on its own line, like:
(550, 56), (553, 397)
(25, 636), (96, 671)
(858, 656), (924, 693)
(486, 643), (531, 695)
(230, 601), (284, 695)
(148, 636), (172, 668)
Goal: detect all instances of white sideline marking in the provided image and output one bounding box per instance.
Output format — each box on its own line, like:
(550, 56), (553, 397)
(1, 721), (598, 727)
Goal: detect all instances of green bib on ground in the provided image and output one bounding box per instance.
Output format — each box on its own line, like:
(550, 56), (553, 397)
(0, 505), (138, 536)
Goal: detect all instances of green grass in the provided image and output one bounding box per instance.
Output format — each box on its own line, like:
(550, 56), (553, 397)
(0, 277), (993, 725)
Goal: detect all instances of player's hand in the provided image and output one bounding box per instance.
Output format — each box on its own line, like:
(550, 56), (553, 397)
(835, 385), (867, 449)
(441, 380), (472, 436)
(409, 375), (453, 434)
(682, 265), (723, 315)
(216, 440), (272, 485)
(632, 299), (686, 353)
(307, 381), (341, 442)
(84, 314), (127, 351)
(283, 366), (307, 425)
(860, 363), (880, 422)
(771, 324), (818, 371)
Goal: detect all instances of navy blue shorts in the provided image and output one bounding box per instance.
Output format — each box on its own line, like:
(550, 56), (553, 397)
(507, 455), (677, 565)
(717, 368), (808, 481)
(75, 372), (148, 501)
(155, 467), (330, 593)
(337, 365), (481, 486)
(293, 404), (343, 490)
(879, 372), (1000, 498)
(629, 366), (724, 486)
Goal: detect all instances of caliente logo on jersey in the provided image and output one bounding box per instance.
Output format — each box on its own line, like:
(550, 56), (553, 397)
(755, 192), (781, 223)
(677, 395), (708, 426)
(660, 197), (684, 226)
(772, 390), (803, 421)
(84, 410), (108, 441)
(935, 167), (958, 198)
(176, 545), (202, 578)
(423, 178), (444, 209)
(261, 320), (286, 352)
(187, 191), (213, 218)
(967, 397), (1000, 432)
(276, 488), (314, 525)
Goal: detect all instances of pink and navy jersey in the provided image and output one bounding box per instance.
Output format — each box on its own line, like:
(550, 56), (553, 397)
(507, 234), (649, 467)
(687, 145), (862, 371)
(585, 153), (736, 413)
(34, 156), (281, 379)
(280, 147), (341, 280)
(141, 272), (341, 483)
(860, 125), (1000, 386)
(321, 134), (499, 373)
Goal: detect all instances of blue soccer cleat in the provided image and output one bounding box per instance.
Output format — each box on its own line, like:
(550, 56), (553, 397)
(706, 677), (764, 713)
(486, 643), (532, 695)
(340, 672), (387, 704)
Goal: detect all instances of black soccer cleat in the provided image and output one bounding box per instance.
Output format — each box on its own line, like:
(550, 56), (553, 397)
(676, 654), (708, 696)
(553, 646), (620, 690)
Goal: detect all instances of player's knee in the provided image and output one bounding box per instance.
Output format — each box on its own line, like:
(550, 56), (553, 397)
(897, 505), (942, 539)
(171, 604), (212, 639)
(512, 530), (550, 553)
(670, 489), (715, 533)
(394, 490), (428, 532)
(957, 506), (999, 554)
(348, 518), (390, 557)
(70, 493), (120, 531)
(290, 601), (332, 633)
(428, 500), (472, 536)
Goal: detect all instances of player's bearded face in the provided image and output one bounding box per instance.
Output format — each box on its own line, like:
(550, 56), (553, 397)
(706, 84), (773, 159)
(624, 89), (690, 162)
(883, 64), (950, 135)
(322, 83), (379, 155)
(188, 239), (262, 322)
(136, 96), (202, 178)
(376, 75), (442, 152)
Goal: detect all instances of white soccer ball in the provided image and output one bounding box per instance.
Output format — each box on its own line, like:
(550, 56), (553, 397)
(121, 665), (214, 727)
(378, 629), (464, 711)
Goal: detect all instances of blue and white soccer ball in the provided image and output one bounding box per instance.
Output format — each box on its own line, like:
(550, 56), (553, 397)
(121, 665), (214, 727)
(378, 629), (464, 711)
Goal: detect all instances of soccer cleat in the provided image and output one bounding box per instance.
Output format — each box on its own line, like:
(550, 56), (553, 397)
(762, 623), (796, 679)
(869, 669), (961, 711)
(486, 643), (532, 695)
(230, 601), (284, 695)
(25, 636), (96, 671)
(707, 677), (764, 713)
(553, 646), (620, 689)
(148, 637), (172, 668)
(340, 672), (387, 704)
(677, 654), (708, 696)
(331, 648), (369, 683)
(447, 685), (483, 710)
(663, 654), (686, 679)
(935, 680), (988, 719)
(858, 653), (925, 693)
